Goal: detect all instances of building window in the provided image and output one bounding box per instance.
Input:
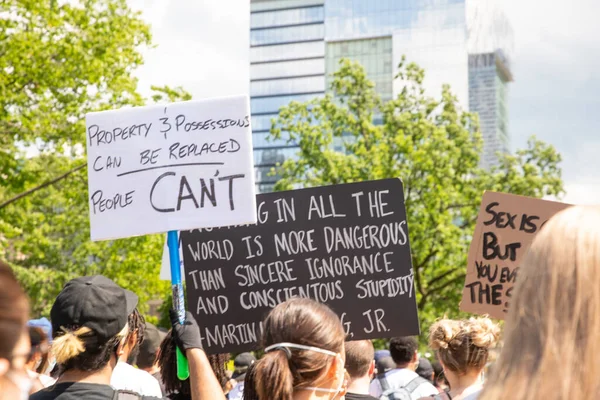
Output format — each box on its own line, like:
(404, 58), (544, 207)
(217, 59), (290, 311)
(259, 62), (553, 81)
(251, 58), (325, 80)
(251, 41), (325, 63)
(251, 24), (324, 46)
(251, 76), (325, 96)
(251, 6), (324, 29)
(251, 93), (323, 114)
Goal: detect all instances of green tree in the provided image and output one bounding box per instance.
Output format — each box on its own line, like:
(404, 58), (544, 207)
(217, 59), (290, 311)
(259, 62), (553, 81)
(0, 0), (190, 316)
(270, 59), (563, 336)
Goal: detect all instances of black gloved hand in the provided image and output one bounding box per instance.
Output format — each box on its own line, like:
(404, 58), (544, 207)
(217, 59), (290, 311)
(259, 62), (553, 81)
(169, 309), (203, 351)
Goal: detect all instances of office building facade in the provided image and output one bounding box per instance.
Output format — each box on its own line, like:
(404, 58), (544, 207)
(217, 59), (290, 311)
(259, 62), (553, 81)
(250, 0), (513, 191)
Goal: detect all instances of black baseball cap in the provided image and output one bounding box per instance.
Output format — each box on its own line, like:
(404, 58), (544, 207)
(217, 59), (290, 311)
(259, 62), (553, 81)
(50, 275), (138, 342)
(232, 352), (256, 381)
(137, 322), (164, 369)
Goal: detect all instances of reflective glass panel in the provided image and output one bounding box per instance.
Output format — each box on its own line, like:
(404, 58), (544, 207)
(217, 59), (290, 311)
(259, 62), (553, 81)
(251, 24), (324, 46)
(250, 41), (325, 63)
(251, 58), (325, 80)
(253, 131), (295, 148)
(251, 93), (323, 114)
(251, 6), (324, 28)
(251, 114), (278, 131)
(251, 76), (325, 96)
(254, 147), (299, 166)
(326, 37), (393, 101)
(325, 0), (466, 41)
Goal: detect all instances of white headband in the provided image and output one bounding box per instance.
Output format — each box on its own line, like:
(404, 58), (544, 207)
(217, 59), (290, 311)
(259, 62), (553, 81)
(264, 342), (338, 357)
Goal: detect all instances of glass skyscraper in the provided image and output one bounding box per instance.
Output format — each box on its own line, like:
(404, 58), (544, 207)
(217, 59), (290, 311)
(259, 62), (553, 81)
(250, 0), (513, 191)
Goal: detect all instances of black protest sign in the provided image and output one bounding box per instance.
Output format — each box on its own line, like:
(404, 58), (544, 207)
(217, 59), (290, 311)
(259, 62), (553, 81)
(180, 179), (419, 354)
(461, 191), (570, 319)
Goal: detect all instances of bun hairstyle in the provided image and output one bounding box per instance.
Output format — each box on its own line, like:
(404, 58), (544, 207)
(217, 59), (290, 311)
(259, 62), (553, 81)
(429, 317), (499, 374)
(246, 298), (345, 400)
(51, 324), (128, 371)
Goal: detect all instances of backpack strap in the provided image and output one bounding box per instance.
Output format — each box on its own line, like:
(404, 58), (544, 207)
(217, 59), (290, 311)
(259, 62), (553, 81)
(112, 389), (143, 400)
(404, 376), (429, 394)
(377, 373), (391, 392)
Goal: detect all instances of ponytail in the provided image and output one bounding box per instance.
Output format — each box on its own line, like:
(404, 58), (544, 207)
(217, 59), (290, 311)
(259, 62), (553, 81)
(254, 350), (294, 400)
(52, 326), (91, 365)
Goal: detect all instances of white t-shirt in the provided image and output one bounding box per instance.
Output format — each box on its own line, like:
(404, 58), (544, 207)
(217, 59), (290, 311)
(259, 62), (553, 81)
(228, 382), (244, 400)
(369, 368), (438, 399)
(111, 361), (163, 398)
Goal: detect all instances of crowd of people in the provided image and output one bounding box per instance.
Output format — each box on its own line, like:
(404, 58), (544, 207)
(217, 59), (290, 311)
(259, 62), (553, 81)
(0, 205), (598, 399)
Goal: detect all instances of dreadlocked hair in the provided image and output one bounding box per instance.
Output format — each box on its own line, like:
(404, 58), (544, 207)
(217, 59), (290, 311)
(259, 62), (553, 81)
(128, 308), (146, 347)
(158, 329), (231, 396)
(125, 308), (145, 364)
(209, 352), (231, 389)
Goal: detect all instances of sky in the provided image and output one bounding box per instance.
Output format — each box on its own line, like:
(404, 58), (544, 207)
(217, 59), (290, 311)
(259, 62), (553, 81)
(129, 0), (599, 205)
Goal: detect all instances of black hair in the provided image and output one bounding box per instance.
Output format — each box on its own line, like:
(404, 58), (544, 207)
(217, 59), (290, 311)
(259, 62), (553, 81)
(55, 325), (123, 372)
(126, 308), (146, 364)
(389, 336), (418, 365)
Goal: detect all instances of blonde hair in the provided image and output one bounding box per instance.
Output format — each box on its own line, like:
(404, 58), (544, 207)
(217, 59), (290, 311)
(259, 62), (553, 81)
(482, 206), (600, 400)
(52, 324), (129, 365)
(429, 317), (499, 374)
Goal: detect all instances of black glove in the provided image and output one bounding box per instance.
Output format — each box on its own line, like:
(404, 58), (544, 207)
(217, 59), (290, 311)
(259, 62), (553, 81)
(169, 309), (203, 351)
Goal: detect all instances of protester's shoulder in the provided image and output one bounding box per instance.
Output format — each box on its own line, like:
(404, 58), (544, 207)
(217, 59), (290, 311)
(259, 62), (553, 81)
(411, 378), (439, 398)
(385, 367), (419, 385)
(30, 382), (115, 399)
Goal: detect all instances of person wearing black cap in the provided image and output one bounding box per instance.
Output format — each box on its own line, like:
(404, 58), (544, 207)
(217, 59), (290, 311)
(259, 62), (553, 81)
(226, 353), (256, 400)
(416, 358), (434, 384)
(136, 323), (167, 397)
(232, 353), (255, 383)
(30, 275), (226, 400)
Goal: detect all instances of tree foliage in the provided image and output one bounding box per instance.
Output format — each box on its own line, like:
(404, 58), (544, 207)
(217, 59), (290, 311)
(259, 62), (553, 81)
(270, 59), (563, 335)
(0, 0), (190, 316)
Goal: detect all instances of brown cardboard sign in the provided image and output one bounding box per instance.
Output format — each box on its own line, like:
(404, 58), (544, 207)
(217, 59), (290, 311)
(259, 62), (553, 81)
(461, 191), (570, 319)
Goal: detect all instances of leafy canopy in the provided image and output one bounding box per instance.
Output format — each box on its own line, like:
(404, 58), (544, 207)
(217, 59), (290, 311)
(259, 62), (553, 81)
(0, 0), (190, 316)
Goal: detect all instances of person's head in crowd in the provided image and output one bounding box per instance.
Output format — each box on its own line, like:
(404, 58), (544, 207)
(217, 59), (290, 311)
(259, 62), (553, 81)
(375, 356), (396, 376)
(27, 318), (52, 343)
(344, 340), (375, 394)
(0, 261), (30, 400)
(416, 357), (434, 383)
(119, 308), (145, 365)
(48, 275), (137, 382)
(482, 206), (600, 400)
(26, 327), (51, 376)
(244, 298), (347, 400)
(158, 329), (230, 398)
(373, 349), (392, 375)
(389, 336), (419, 371)
(432, 361), (449, 392)
(232, 352), (256, 382)
(137, 322), (163, 373)
(430, 317), (499, 398)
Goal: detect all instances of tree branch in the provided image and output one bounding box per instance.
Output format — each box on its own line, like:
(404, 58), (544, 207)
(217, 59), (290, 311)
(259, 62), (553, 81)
(427, 267), (460, 288)
(427, 274), (466, 299)
(414, 247), (438, 271)
(0, 163), (86, 210)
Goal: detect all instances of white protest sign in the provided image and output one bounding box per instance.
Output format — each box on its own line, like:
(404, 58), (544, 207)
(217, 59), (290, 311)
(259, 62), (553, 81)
(85, 95), (257, 241)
